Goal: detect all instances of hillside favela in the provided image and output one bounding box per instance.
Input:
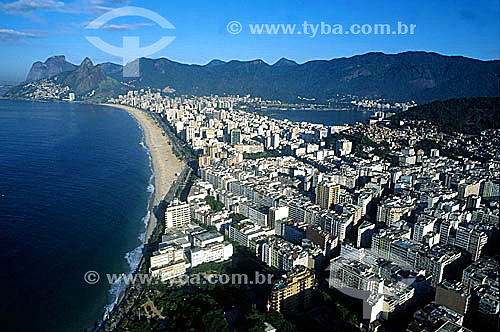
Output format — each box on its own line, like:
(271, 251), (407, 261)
(0, 1), (499, 332)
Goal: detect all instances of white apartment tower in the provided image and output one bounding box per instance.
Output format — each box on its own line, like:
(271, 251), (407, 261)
(165, 199), (190, 229)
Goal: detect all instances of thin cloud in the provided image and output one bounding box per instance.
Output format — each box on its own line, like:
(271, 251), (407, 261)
(101, 22), (152, 31)
(87, 0), (133, 14)
(0, 0), (65, 15)
(0, 28), (46, 43)
(0, 0), (134, 16)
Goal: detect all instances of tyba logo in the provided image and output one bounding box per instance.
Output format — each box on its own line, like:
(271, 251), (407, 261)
(85, 6), (175, 77)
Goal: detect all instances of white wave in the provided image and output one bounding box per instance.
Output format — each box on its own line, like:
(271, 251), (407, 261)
(125, 243), (144, 272)
(147, 183), (155, 193)
(104, 276), (125, 317)
(141, 209), (151, 228)
(102, 118), (157, 321)
(103, 231), (146, 318)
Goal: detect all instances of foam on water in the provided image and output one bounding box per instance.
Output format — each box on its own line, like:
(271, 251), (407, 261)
(103, 122), (156, 319)
(147, 183), (155, 195)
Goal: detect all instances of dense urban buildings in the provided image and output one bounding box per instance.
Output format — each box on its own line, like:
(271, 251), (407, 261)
(108, 90), (499, 331)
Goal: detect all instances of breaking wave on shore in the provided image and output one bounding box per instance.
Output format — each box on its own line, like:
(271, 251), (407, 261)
(103, 122), (156, 318)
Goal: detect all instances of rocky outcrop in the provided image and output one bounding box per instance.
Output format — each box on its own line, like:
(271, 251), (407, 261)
(60, 57), (107, 95)
(26, 55), (77, 81)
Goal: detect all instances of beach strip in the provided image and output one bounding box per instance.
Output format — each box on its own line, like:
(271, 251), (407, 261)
(102, 103), (185, 242)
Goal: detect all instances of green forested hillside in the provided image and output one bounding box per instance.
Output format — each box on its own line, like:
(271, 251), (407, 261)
(395, 97), (500, 134)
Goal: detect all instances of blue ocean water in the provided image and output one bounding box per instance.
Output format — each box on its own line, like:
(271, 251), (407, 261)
(0, 101), (370, 331)
(0, 100), (153, 332)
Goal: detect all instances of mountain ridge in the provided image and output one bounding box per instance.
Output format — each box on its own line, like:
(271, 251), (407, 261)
(26, 55), (77, 82)
(55, 57), (107, 95)
(15, 51), (500, 103)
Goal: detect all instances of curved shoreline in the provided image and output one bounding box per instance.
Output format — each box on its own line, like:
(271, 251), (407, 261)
(90, 103), (186, 330)
(102, 103), (185, 242)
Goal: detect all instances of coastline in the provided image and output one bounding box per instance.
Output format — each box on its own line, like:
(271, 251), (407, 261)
(86, 103), (186, 331)
(102, 103), (185, 242)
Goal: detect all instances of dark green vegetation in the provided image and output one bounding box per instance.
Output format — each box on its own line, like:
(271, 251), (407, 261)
(326, 133), (391, 160)
(106, 52), (499, 103)
(205, 195), (225, 212)
(243, 151), (277, 159)
(5, 57), (128, 100)
(11, 51), (500, 103)
(54, 57), (107, 95)
(395, 97), (500, 134)
(230, 213), (247, 222)
(121, 286), (298, 332)
(189, 260), (230, 274)
(118, 242), (299, 332)
(90, 77), (122, 102)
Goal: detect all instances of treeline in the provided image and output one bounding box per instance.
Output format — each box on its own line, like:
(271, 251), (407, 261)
(394, 97), (500, 134)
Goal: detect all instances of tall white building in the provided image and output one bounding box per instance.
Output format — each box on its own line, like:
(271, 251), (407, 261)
(226, 223), (275, 247)
(190, 241), (233, 267)
(413, 217), (436, 243)
(269, 206), (289, 228)
(329, 256), (383, 294)
(165, 199), (190, 229)
(315, 181), (340, 209)
(335, 139), (352, 156)
(455, 225), (487, 261)
(150, 245), (186, 281)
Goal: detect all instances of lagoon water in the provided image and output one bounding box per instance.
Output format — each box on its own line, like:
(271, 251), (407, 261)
(0, 100), (152, 331)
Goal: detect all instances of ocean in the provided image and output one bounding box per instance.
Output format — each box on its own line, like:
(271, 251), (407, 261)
(0, 100), (153, 332)
(0, 101), (371, 331)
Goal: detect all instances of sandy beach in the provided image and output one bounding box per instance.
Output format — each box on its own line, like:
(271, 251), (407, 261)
(102, 104), (185, 242)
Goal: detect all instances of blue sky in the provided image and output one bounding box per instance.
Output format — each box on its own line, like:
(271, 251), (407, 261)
(0, 0), (498, 82)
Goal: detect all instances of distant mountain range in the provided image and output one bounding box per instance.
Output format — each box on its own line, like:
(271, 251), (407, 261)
(7, 51), (500, 102)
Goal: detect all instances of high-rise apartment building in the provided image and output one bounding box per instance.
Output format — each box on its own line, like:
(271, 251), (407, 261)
(315, 181), (340, 209)
(165, 199), (190, 229)
(329, 256), (383, 294)
(335, 139), (352, 156)
(455, 225), (487, 261)
(230, 128), (241, 145)
(270, 266), (314, 313)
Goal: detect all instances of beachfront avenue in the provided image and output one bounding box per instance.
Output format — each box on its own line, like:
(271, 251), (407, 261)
(95, 90), (500, 331)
